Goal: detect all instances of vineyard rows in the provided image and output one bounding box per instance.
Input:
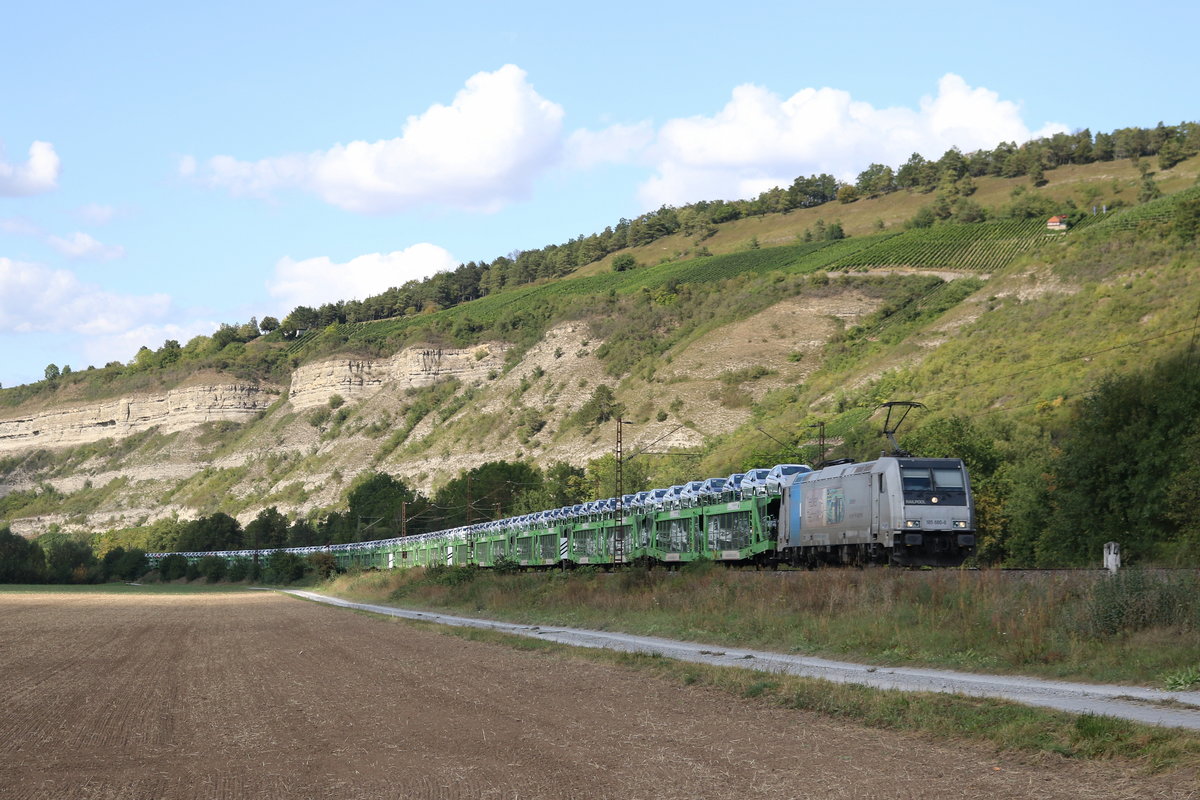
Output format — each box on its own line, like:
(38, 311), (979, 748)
(1093, 186), (1200, 230)
(831, 220), (1047, 272)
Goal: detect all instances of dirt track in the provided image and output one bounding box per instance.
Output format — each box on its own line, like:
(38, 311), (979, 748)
(1, 589), (1195, 799)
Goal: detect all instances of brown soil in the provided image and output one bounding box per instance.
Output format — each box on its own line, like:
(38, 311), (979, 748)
(1, 590), (1192, 799)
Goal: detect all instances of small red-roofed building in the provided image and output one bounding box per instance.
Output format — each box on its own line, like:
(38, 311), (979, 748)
(1047, 215), (1069, 230)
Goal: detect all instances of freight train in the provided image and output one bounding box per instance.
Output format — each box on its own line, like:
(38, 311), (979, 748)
(148, 455), (976, 571)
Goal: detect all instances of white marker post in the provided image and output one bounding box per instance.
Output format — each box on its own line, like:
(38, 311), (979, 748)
(1103, 542), (1121, 573)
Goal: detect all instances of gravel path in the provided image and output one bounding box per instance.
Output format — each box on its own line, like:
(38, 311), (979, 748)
(287, 589), (1200, 730)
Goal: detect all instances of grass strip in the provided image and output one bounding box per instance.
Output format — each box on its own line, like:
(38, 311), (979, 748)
(322, 567), (1200, 687)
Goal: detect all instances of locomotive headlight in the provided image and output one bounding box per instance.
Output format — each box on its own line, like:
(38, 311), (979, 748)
(954, 520), (968, 528)
(904, 520), (921, 528)
(930, 496), (939, 504)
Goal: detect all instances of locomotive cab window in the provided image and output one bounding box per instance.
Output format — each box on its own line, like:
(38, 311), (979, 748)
(901, 469), (932, 491)
(898, 461), (969, 506)
(932, 469), (965, 489)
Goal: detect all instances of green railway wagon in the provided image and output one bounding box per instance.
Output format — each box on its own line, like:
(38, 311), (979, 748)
(569, 522), (595, 564)
(606, 517), (635, 564)
(535, 527), (560, 566)
(652, 506), (703, 563)
(422, 540), (446, 567)
(570, 521), (614, 565)
(702, 498), (775, 561)
(335, 547), (383, 571)
(513, 530), (535, 565)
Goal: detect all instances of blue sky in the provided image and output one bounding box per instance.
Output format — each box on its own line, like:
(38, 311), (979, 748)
(2, 0), (1197, 388)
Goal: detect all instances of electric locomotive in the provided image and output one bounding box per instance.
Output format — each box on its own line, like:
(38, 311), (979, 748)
(776, 456), (975, 567)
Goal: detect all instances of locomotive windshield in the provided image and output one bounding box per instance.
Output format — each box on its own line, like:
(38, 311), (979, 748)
(898, 460), (969, 505)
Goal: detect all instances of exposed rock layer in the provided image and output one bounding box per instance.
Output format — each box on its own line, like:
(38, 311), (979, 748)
(0, 384), (279, 454)
(288, 344), (506, 409)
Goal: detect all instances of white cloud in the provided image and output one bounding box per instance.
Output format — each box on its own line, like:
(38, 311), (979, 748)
(0, 257), (169, 336)
(637, 73), (1068, 208)
(267, 243), (458, 311)
(1, 218), (125, 261)
(47, 232), (125, 261)
(195, 65), (565, 214)
(565, 122), (655, 169)
(0, 140), (60, 196)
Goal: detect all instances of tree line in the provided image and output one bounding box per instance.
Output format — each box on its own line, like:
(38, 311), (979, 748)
(0, 527), (146, 584)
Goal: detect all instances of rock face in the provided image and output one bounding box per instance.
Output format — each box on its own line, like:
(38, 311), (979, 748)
(288, 344), (506, 409)
(0, 383), (279, 454)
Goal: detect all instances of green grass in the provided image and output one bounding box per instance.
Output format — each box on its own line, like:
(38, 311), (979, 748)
(323, 566), (1200, 687)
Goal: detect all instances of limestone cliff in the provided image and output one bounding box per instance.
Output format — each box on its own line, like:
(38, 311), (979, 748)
(288, 344), (506, 410)
(0, 383), (279, 455)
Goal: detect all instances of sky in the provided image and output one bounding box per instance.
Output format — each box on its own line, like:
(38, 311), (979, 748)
(2, 0), (1197, 389)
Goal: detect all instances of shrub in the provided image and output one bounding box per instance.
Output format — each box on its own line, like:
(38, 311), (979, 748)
(263, 550), (307, 584)
(612, 254), (637, 272)
(492, 556), (521, 574)
(308, 552), (338, 579)
(427, 564), (478, 585)
(227, 558), (252, 581)
(197, 555), (226, 583)
(157, 553), (188, 581)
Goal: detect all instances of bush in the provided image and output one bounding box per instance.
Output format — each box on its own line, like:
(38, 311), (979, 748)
(197, 555), (227, 583)
(262, 550), (307, 584)
(612, 254), (638, 272)
(307, 552), (338, 579)
(427, 564), (478, 585)
(492, 556), (521, 574)
(157, 553), (188, 581)
(227, 558), (252, 582)
(116, 548), (148, 581)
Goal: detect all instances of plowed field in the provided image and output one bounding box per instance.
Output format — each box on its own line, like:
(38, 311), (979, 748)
(1, 589), (1192, 799)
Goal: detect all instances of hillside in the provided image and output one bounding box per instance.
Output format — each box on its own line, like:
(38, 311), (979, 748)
(2, 151), (1199, 567)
